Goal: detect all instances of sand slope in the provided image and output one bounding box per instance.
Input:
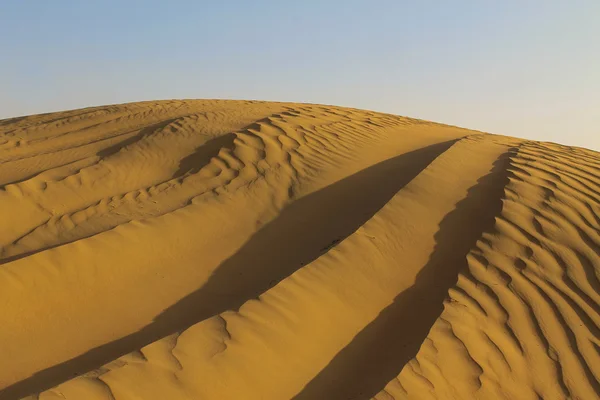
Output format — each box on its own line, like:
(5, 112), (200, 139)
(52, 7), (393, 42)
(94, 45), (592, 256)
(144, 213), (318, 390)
(0, 100), (598, 400)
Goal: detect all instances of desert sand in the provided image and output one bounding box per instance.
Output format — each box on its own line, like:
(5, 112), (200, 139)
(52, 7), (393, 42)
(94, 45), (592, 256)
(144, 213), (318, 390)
(0, 100), (598, 399)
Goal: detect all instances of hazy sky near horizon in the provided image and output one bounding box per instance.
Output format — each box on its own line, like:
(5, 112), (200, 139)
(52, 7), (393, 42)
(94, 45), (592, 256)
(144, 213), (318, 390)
(1, 1), (598, 150)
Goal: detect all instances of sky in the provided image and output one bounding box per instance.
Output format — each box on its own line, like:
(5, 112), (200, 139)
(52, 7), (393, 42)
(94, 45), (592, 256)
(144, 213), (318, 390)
(1, 1), (598, 150)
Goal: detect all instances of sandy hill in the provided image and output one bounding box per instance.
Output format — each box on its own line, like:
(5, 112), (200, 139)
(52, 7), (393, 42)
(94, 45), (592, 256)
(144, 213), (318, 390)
(0, 100), (598, 400)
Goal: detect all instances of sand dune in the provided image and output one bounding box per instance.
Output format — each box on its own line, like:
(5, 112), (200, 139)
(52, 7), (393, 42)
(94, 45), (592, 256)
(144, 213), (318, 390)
(0, 100), (598, 399)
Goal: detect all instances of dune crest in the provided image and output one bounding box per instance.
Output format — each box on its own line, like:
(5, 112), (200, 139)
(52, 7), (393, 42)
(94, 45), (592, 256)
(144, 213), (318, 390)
(0, 100), (598, 399)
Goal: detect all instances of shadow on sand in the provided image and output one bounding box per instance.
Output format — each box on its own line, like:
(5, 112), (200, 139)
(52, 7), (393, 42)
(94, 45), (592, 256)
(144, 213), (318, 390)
(0, 140), (459, 399)
(293, 148), (515, 400)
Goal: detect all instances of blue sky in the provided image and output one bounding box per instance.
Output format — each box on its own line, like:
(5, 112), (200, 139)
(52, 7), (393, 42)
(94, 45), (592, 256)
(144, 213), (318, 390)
(1, 1), (598, 150)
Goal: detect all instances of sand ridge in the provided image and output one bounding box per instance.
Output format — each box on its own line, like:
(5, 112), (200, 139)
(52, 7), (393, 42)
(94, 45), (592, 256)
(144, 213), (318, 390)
(0, 100), (598, 399)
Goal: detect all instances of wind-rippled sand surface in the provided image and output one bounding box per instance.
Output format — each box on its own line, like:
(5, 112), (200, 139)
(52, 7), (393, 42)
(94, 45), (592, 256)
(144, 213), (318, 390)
(0, 100), (598, 399)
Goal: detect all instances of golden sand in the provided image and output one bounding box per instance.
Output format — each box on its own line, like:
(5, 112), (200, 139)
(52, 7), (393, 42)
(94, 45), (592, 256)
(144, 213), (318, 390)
(0, 100), (598, 399)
